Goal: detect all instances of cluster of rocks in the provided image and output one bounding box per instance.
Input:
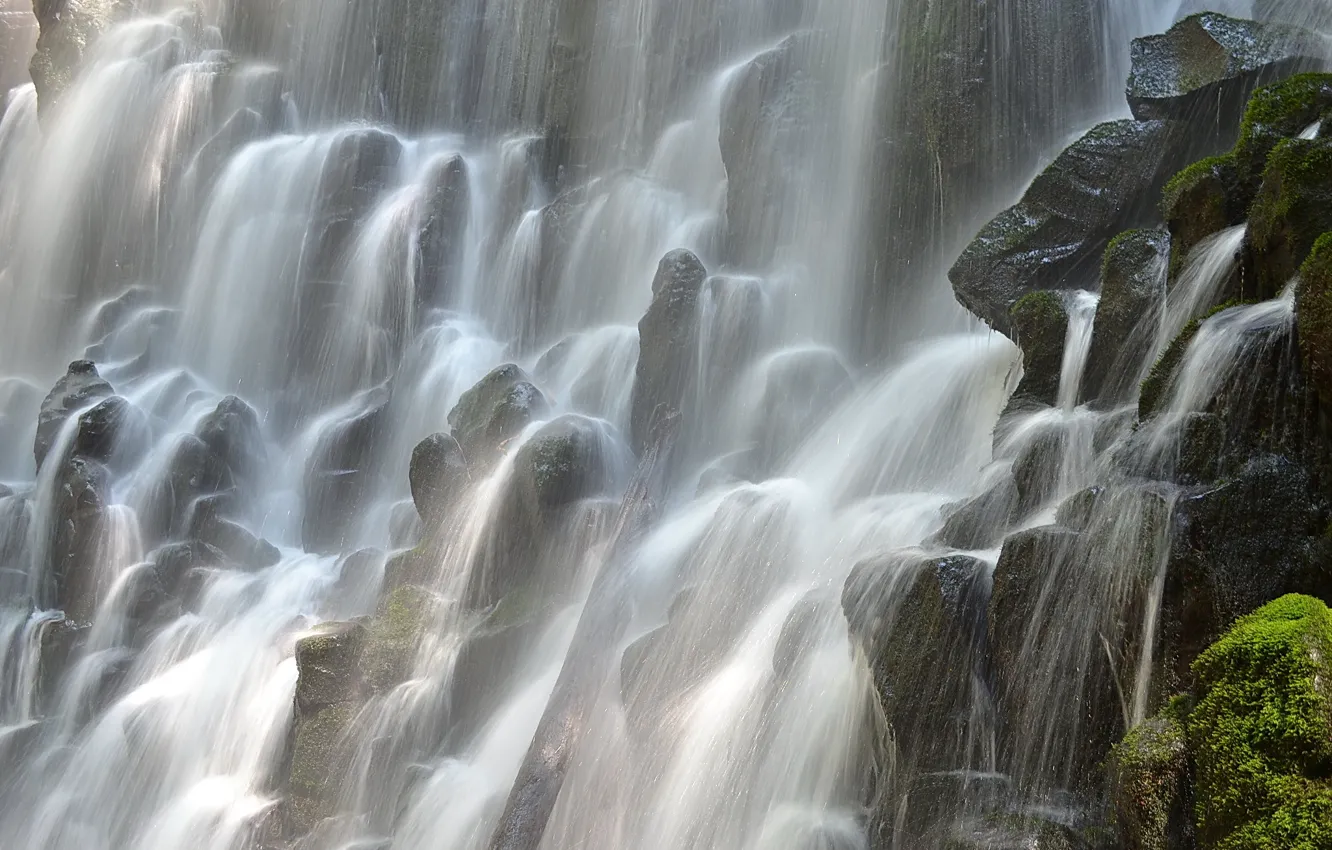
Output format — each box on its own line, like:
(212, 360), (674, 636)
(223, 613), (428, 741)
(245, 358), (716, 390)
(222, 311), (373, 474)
(849, 11), (1332, 850)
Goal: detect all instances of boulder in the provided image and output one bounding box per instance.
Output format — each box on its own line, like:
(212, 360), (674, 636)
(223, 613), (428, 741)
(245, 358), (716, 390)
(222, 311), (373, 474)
(1008, 292), (1068, 408)
(285, 701), (357, 835)
(48, 455), (111, 619)
(1009, 426), (1067, 516)
(1126, 13), (1322, 129)
(414, 154), (469, 309)
(949, 119), (1193, 335)
(1082, 230), (1169, 406)
(1247, 137), (1332, 301)
(1108, 704), (1191, 850)
(408, 432), (468, 525)
(388, 500), (420, 549)
(150, 540), (225, 601)
(34, 360), (113, 471)
(72, 395), (151, 470)
(302, 389), (388, 554)
(1298, 233), (1332, 405)
(1053, 485), (1105, 532)
(447, 365), (548, 466)
(629, 249), (707, 454)
(1233, 72), (1332, 194)
(191, 511), (280, 570)
(1188, 594), (1332, 849)
(1161, 156), (1245, 278)
(195, 395), (265, 491)
(144, 433), (235, 541)
(359, 584), (434, 693)
(932, 472), (1021, 550)
(294, 621), (366, 713)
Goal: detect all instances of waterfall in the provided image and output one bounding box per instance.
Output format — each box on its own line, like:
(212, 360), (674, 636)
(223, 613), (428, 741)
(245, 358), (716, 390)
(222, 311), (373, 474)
(0, 0), (1316, 848)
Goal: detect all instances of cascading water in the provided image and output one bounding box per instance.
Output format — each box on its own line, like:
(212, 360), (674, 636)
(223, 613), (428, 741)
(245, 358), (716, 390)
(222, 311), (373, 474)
(0, 0), (1316, 849)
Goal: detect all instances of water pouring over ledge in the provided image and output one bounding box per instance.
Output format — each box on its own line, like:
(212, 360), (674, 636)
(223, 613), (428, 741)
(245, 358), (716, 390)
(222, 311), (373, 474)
(3, 0), (1332, 848)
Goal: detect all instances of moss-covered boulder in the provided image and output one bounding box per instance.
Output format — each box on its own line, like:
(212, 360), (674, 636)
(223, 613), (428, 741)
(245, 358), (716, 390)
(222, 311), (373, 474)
(1248, 138), (1332, 300)
(1234, 73), (1332, 195)
(1008, 291), (1068, 408)
(1139, 316), (1204, 421)
(1126, 14), (1321, 127)
(1109, 701), (1192, 850)
(447, 364), (548, 466)
(1084, 230), (1170, 406)
(294, 621), (366, 714)
(1189, 594), (1332, 849)
(1161, 156), (1244, 280)
(1296, 232), (1332, 406)
(629, 249), (707, 454)
(286, 702), (357, 835)
(949, 119), (1194, 335)
(359, 584), (434, 693)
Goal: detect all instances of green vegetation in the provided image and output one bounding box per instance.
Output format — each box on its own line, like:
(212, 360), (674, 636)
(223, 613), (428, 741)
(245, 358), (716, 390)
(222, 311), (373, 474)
(1297, 233), (1332, 405)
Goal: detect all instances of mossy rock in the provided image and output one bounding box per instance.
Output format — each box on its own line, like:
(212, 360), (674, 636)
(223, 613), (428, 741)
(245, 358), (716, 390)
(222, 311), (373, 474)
(1296, 232), (1332, 406)
(1084, 229), (1170, 405)
(359, 585), (434, 693)
(1162, 156), (1243, 280)
(286, 701), (357, 833)
(1235, 73), (1332, 194)
(1110, 700), (1192, 850)
(446, 364), (548, 466)
(1009, 290), (1068, 407)
(1138, 301), (1246, 419)
(294, 621), (366, 713)
(1188, 594), (1332, 849)
(1248, 137), (1332, 300)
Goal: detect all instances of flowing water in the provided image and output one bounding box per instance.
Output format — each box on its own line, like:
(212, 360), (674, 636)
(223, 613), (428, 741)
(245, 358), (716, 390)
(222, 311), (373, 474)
(0, 0), (1304, 848)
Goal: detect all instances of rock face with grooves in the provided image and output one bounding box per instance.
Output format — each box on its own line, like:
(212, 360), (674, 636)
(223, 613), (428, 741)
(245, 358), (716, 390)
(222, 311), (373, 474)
(1126, 13), (1323, 127)
(949, 119), (1192, 335)
(629, 249), (707, 455)
(1082, 229), (1169, 406)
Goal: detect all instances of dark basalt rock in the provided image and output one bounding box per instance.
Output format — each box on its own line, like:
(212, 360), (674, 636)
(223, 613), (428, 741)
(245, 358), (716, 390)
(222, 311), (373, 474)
(1126, 13), (1322, 128)
(1083, 230), (1169, 406)
(150, 540), (225, 601)
(629, 249), (707, 455)
(1008, 292), (1068, 409)
(35, 360), (114, 471)
(49, 455), (111, 620)
(72, 395), (151, 471)
(415, 154), (469, 310)
(408, 432), (468, 525)
(447, 365), (549, 467)
(1161, 156), (1246, 280)
(195, 395), (265, 491)
(188, 107), (268, 193)
(302, 388), (388, 554)
(192, 512), (280, 571)
(144, 433), (235, 541)
(1247, 137), (1332, 301)
(28, 0), (117, 116)
(295, 621), (366, 714)
(933, 472), (1022, 551)
(949, 119), (1194, 335)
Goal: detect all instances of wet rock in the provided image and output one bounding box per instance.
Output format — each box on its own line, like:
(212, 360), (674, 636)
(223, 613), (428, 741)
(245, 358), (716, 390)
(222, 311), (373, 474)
(72, 396), (151, 470)
(302, 389), (388, 554)
(144, 433), (235, 540)
(1053, 486), (1105, 533)
(949, 119), (1193, 335)
(359, 584), (434, 693)
(1139, 314), (1207, 421)
(718, 32), (823, 269)
(188, 107), (267, 192)
(629, 249), (707, 454)
(195, 395), (265, 491)
(1247, 137), (1332, 301)
(1298, 233), (1332, 406)
(295, 621), (366, 713)
(1232, 72), (1332, 194)
(150, 540), (224, 599)
(414, 154), (469, 309)
(932, 473), (1021, 551)
(28, 0), (118, 116)
(375, 0), (455, 131)
(1083, 230), (1169, 406)
(192, 512), (280, 570)
(1108, 707), (1191, 850)
(748, 347), (853, 475)
(37, 614), (86, 711)
(49, 455), (110, 619)
(843, 552), (987, 773)
(1009, 427), (1067, 516)
(447, 365), (548, 467)
(34, 360), (113, 471)
(408, 432), (468, 525)
(772, 588), (839, 682)
(388, 500), (420, 549)
(1161, 156), (1245, 279)
(1126, 13), (1322, 130)
(1008, 292), (1067, 408)
(286, 701), (357, 835)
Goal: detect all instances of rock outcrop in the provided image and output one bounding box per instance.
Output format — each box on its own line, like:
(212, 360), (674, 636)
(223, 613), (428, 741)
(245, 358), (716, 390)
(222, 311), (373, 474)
(629, 249), (706, 455)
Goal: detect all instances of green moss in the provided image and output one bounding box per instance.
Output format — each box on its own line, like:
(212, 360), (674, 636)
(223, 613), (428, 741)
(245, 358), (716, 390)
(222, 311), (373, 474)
(1236, 73), (1332, 190)
(1248, 138), (1332, 300)
(1139, 301), (1248, 419)
(1009, 291), (1068, 406)
(1187, 594), (1332, 849)
(1161, 155), (1241, 281)
(1111, 712), (1189, 850)
(1297, 232), (1332, 406)
(288, 702), (355, 800)
(359, 585), (434, 692)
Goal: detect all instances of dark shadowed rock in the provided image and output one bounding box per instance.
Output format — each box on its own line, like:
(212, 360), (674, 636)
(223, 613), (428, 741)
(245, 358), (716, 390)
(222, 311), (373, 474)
(1082, 230), (1169, 406)
(195, 395), (265, 489)
(448, 365), (548, 467)
(144, 433), (235, 541)
(1161, 155), (1245, 279)
(35, 360), (114, 471)
(629, 249), (707, 454)
(1008, 292), (1068, 408)
(49, 455), (111, 620)
(949, 119), (1193, 335)
(415, 154), (469, 310)
(302, 389), (388, 554)
(73, 396), (151, 470)
(28, 0), (117, 116)
(1247, 137), (1332, 300)
(932, 472), (1021, 550)
(192, 511), (280, 570)
(408, 432), (468, 524)
(188, 107), (268, 192)
(1126, 13), (1323, 126)
(1233, 72), (1332, 193)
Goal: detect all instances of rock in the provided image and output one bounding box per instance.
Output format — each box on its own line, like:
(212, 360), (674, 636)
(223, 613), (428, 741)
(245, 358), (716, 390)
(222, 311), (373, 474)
(1053, 486), (1105, 533)
(48, 455), (111, 619)
(1083, 230), (1169, 406)
(144, 433), (235, 540)
(34, 360), (114, 471)
(388, 500), (420, 549)
(1009, 426), (1067, 516)
(414, 154), (469, 309)
(1008, 292), (1068, 408)
(1188, 594), (1332, 849)
(1298, 233), (1332, 406)
(718, 32), (822, 268)
(302, 389), (388, 554)
(408, 432), (468, 525)
(1161, 155), (1245, 279)
(192, 512), (280, 570)
(1247, 137), (1332, 301)
(0, 377), (41, 478)
(447, 365), (548, 466)
(747, 347), (853, 475)
(195, 395), (265, 491)
(1109, 705), (1191, 850)
(28, 0), (118, 116)
(772, 589), (838, 681)
(187, 107), (268, 192)
(286, 702), (357, 835)
(150, 540), (224, 598)
(629, 249), (707, 454)
(932, 472), (1021, 551)
(1157, 455), (1332, 697)
(1139, 314), (1206, 421)
(1126, 13), (1322, 129)
(359, 585), (434, 693)
(72, 396), (150, 470)
(295, 621), (366, 713)
(374, 0), (452, 131)
(949, 119), (1194, 335)
(1233, 72), (1332, 194)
